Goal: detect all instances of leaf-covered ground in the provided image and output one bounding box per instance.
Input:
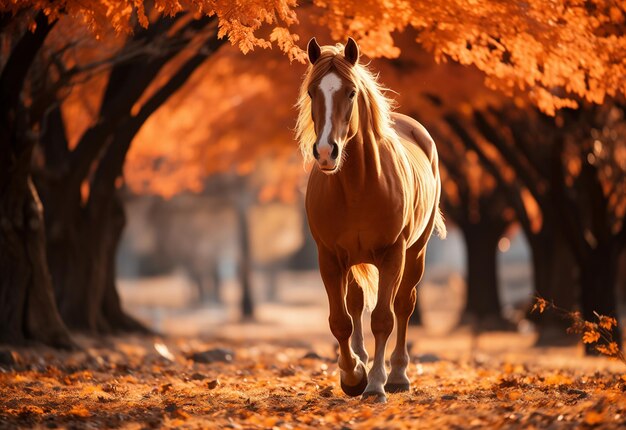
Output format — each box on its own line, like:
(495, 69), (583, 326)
(1, 332), (625, 429)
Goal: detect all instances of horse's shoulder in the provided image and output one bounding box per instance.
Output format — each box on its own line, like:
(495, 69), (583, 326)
(391, 113), (434, 162)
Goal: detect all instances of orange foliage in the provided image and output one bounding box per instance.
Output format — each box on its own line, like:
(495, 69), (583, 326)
(18, 0), (307, 199)
(533, 297), (626, 365)
(9, 1), (626, 113)
(9, 1), (626, 199)
(313, 0), (626, 114)
(125, 25), (510, 198)
(124, 42), (307, 197)
(3, 0), (302, 58)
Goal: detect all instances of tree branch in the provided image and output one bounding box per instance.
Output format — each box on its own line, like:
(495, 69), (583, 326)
(473, 109), (546, 202)
(87, 23), (225, 212)
(0, 11), (54, 152)
(67, 15), (216, 193)
(443, 112), (534, 237)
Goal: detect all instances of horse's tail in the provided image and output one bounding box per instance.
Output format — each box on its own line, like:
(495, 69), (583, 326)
(351, 264), (379, 312)
(432, 146), (447, 239)
(433, 207), (447, 239)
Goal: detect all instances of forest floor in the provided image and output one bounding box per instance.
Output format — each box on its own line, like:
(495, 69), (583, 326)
(1, 330), (625, 429)
(2, 271), (626, 428)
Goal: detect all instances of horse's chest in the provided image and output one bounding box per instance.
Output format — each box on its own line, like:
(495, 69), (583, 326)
(306, 185), (405, 256)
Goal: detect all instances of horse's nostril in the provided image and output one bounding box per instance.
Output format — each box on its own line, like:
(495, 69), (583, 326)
(313, 144), (320, 160)
(331, 142), (339, 160)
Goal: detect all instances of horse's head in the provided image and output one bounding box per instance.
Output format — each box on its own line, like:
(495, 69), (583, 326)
(303, 37), (361, 174)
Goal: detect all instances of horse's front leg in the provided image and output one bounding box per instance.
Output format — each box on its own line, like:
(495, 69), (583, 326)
(363, 244), (406, 403)
(319, 249), (368, 396)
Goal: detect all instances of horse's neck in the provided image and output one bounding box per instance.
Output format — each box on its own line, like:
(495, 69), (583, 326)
(339, 128), (385, 189)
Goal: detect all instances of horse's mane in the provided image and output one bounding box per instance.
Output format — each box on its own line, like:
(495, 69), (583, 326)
(296, 43), (399, 164)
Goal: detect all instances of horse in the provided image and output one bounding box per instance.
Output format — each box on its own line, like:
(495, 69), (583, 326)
(296, 37), (446, 403)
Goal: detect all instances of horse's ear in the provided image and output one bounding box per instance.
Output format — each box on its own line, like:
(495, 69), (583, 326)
(307, 37), (321, 65)
(344, 37), (359, 66)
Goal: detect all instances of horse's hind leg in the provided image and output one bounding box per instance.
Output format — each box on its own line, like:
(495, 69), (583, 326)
(318, 249), (368, 397)
(386, 248), (425, 393)
(347, 278), (369, 365)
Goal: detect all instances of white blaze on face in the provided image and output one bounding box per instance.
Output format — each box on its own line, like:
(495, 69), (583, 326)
(318, 72), (343, 152)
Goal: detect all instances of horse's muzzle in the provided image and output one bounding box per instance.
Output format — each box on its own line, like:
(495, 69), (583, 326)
(314, 141), (340, 173)
(313, 142), (339, 160)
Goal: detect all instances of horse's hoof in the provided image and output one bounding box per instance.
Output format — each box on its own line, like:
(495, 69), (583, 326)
(362, 390), (387, 403)
(384, 382), (410, 393)
(340, 364), (368, 397)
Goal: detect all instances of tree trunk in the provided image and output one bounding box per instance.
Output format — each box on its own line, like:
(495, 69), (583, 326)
(289, 207), (319, 271)
(41, 190), (90, 330)
(529, 227), (577, 310)
(0, 13), (73, 347)
(57, 118), (154, 333)
(33, 104), (86, 329)
(527, 221), (579, 345)
(559, 137), (623, 353)
(462, 224), (502, 321)
(0, 179), (74, 348)
(210, 261), (222, 304)
(99, 193), (151, 333)
(52, 175), (150, 334)
(618, 250), (626, 305)
(236, 202), (254, 319)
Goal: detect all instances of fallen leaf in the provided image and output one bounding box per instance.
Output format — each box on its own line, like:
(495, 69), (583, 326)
(18, 405), (45, 416)
(154, 343), (175, 361)
(159, 383), (173, 393)
(68, 405), (91, 418)
(191, 372), (206, 381)
(584, 410), (605, 425)
(319, 386), (333, 397)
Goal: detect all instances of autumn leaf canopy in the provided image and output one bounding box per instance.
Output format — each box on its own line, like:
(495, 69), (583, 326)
(3, 0), (625, 114)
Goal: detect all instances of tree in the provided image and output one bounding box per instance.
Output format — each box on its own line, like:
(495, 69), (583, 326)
(438, 145), (515, 329)
(38, 14), (229, 333)
(457, 102), (626, 349)
(0, 0), (302, 344)
(0, 12), (73, 347)
(556, 105), (626, 352)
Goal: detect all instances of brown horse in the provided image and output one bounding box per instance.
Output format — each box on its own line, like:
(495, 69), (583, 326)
(296, 38), (446, 403)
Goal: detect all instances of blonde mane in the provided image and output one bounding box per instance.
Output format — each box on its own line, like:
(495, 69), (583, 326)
(295, 43), (399, 164)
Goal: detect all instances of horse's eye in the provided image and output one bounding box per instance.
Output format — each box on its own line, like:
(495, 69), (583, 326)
(349, 90), (356, 99)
